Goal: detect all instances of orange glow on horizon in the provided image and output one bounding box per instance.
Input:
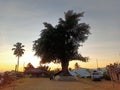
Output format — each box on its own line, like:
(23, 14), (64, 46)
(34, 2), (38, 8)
(0, 49), (119, 72)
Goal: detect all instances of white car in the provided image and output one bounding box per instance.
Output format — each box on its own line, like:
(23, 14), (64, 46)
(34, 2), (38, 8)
(91, 71), (101, 81)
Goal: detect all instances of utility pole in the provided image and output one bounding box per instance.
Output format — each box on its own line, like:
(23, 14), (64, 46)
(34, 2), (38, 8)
(96, 59), (98, 69)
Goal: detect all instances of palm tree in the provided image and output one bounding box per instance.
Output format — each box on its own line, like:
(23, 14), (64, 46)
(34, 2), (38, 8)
(12, 42), (25, 72)
(33, 10), (90, 76)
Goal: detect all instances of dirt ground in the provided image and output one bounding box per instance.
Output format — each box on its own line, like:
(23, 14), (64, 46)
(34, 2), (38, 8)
(1, 78), (120, 90)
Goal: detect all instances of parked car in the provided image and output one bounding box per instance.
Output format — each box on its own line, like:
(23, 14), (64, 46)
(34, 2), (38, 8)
(91, 70), (101, 81)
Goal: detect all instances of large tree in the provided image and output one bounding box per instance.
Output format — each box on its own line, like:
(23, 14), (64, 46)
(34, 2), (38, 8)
(33, 10), (90, 76)
(12, 42), (25, 72)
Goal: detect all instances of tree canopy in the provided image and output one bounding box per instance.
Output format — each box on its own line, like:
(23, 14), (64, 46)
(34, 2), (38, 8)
(33, 10), (90, 75)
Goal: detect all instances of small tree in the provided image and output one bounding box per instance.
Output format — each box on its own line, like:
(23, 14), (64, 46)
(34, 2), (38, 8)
(12, 42), (25, 72)
(33, 10), (90, 76)
(75, 63), (80, 69)
(24, 63), (35, 72)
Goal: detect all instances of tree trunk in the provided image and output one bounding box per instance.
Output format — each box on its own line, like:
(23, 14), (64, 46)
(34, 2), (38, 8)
(60, 60), (71, 76)
(17, 56), (19, 72)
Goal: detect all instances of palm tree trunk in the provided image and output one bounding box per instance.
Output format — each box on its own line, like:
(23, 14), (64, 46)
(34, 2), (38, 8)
(17, 56), (19, 72)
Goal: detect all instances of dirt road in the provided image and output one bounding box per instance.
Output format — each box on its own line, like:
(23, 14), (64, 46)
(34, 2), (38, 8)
(1, 78), (120, 90)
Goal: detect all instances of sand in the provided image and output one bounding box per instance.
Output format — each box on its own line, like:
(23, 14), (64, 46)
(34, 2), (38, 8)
(1, 78), (120, 90)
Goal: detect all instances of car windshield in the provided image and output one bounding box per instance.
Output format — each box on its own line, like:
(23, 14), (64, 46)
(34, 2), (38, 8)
(93, 73), (99, 75)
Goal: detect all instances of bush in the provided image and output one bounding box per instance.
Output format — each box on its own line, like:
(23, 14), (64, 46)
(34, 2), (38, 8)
(16, 72), (24, 78)
(103, 72), (111, 80)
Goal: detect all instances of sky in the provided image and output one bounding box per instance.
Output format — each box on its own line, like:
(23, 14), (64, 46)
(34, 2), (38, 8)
(0, 0), (120, 72)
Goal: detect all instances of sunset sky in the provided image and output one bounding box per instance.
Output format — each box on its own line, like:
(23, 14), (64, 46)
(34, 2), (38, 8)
(0, 0), (120, 72)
